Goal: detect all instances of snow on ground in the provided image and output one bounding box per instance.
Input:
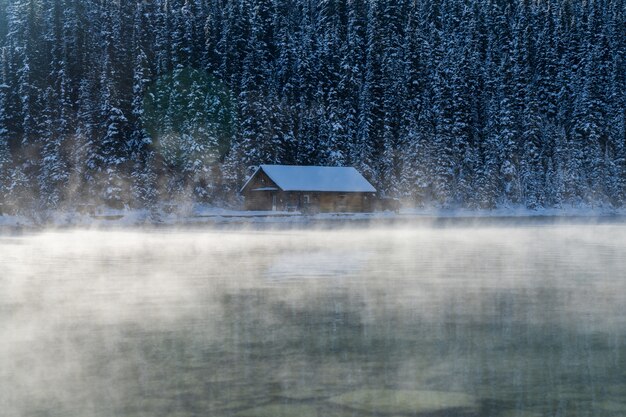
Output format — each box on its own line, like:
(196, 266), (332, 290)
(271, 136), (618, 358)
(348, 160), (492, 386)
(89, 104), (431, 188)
(1, 203), (626, 230)
(0, 214), (29, 228)
(399, 205), (626, 218)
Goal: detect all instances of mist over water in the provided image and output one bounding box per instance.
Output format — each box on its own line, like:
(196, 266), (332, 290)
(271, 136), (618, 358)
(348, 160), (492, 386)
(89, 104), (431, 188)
(1, 224), (625, 417)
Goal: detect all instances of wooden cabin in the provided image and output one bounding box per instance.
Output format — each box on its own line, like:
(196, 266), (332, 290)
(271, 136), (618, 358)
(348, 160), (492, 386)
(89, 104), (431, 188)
(240, 165), (377, 213)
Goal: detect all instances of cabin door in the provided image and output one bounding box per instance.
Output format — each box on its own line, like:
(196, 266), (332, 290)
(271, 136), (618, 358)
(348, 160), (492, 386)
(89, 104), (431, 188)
(272, 194), (277, 211)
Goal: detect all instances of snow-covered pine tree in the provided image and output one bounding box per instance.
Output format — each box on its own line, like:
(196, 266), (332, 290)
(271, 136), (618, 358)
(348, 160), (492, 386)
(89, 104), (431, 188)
(491, 3), (522, 206)
(92, 0), (129, 208)
(37, 0), (73, 209)
(429, 19), (456, 207)
(237, 0), (287, 169)
(378, 0), (406, 196)
(0, 76), (10, 204)
(397, 0), (430, 203)
(291, 0), (319, 165)
(3, 0), (44, 210)
(354, 0), (384, 186)
(605, 0), (626, 205)
(129, 2), (158, 209)
(338, 0), (366, 168)
(449, 3), (479, 207)
(571, 0), (610, 205)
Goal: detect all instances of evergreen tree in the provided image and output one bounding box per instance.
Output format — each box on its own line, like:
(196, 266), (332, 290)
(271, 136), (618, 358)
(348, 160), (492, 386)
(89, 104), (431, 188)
(129, 3), (157, 209)
(0, 79), (10, 202)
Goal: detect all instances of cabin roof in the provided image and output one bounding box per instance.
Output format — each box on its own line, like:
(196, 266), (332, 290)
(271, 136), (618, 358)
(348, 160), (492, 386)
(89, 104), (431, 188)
(241, 165), (376, 193)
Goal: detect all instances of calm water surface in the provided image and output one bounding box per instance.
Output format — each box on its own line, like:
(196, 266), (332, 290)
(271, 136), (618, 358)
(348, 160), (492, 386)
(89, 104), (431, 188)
(1, 224), (625, 417)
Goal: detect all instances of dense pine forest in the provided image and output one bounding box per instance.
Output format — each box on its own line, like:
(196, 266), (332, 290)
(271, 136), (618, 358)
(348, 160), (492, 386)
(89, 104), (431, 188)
(0, 0), (624, 211)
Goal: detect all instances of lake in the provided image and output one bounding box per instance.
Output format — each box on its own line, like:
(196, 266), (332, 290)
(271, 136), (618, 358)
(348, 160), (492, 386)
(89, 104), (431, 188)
(1, 223), (625, 417)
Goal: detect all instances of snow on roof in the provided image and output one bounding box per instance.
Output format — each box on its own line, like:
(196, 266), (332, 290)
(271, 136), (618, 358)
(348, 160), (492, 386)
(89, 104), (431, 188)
(241, 165), (376, 193)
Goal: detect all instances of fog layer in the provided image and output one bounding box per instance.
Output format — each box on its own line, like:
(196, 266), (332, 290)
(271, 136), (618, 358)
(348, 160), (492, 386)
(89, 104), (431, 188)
(1, 225), (625, 417)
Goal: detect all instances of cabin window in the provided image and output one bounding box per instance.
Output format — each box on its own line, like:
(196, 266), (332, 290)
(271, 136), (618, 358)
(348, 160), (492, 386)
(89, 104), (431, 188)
(303, 195), (310, 204)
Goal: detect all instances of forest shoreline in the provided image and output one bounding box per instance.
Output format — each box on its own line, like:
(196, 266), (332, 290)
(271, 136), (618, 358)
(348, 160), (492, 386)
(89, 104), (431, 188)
(2, 0), (624, 211)
(2, 204), (626, 232)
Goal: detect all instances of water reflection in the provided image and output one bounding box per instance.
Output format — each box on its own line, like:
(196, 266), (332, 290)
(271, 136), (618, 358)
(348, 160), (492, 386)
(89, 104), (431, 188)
(1, 225), (625, 417)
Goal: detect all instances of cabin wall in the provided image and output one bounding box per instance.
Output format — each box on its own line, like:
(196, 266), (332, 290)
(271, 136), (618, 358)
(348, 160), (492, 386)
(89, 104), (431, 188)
(280, 192), (374, 213)
(242, 171), (279, 210)
(243, 191), (273, 210)
(244, 190), (374, 212)
(316, 192), (373, 213)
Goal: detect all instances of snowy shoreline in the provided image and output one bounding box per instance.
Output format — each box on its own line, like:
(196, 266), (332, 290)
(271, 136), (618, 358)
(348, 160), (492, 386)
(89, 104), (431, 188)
(2, 204), (626, 231)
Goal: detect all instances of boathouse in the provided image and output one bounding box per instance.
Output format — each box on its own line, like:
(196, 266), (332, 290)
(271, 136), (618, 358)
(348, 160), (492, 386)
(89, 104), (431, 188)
(240, 165), (377, 213)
